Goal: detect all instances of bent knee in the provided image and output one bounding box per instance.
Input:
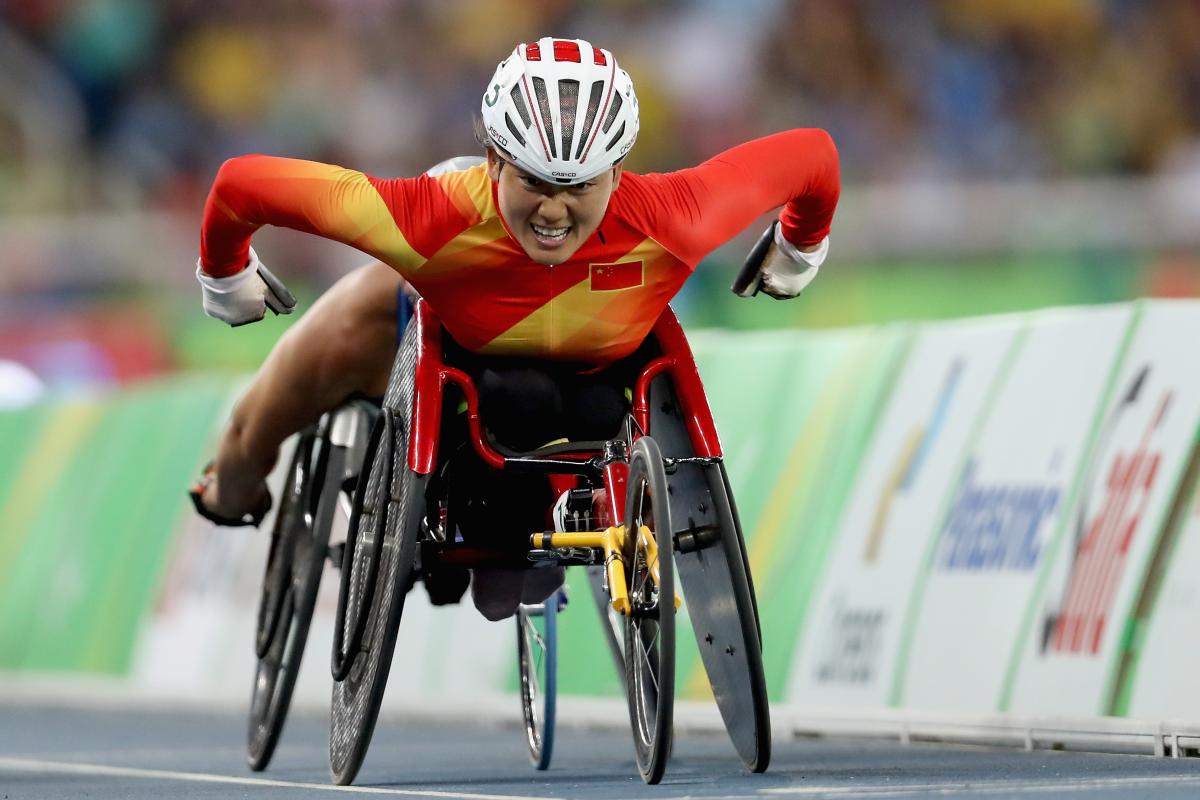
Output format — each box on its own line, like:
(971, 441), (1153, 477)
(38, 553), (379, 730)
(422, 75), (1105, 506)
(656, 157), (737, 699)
(317, 315), (394, 387)
(278, 283), (399, 399)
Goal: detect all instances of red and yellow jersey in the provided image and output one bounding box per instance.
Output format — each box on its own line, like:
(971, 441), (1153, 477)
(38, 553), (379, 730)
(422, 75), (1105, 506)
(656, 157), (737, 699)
(199, 129), (839, 365)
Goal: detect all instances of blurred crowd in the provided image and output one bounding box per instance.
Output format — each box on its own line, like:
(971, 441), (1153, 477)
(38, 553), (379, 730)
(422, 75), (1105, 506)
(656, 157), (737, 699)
(3, 0), (1200, 396)
(3, 0), (1200, 216)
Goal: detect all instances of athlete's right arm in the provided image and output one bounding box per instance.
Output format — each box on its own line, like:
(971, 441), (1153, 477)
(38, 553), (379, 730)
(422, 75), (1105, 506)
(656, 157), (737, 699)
(198, 155), (430, 279)
(195, 155), (483, 325)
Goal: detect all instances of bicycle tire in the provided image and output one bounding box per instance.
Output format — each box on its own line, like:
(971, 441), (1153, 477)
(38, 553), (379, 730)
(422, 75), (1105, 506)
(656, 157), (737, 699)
(253, 433), (314, 660)
(247, 435), (345, 771)
(328, 410), (426, 786)
(622, 436), (675, 785)
(330, 412), (394, 682)
(516, 591), (558, 770)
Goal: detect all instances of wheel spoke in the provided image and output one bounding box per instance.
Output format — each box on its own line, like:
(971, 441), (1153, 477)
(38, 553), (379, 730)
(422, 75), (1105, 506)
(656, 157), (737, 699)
(527, 670), (539, 706)
(632, 557), (649, 597)
(526, 631), (541, 700)
(636, 623), (661, 695)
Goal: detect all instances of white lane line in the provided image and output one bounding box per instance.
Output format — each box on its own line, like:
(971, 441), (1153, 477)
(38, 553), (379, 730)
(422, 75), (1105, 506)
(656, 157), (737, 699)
(759, 773), (1200, 796)
(0, 757), (563, 800)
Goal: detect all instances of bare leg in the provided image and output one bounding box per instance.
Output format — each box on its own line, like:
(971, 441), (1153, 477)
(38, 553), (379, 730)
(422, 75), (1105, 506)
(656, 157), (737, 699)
(200, 261), (408, 519)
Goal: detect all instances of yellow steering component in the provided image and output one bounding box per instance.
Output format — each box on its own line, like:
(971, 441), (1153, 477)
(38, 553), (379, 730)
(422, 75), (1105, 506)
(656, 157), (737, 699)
(531, 525), (680, 615)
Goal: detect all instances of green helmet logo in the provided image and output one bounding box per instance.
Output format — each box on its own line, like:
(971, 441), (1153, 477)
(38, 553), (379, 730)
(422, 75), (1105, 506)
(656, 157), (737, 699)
(484, 82), (502, 108)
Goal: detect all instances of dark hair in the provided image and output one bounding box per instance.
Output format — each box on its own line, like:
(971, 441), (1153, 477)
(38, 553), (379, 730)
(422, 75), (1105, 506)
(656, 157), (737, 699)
(472, 113), (501, 155)
(473, 114), (516, 176)
(472, 114), (492, 152)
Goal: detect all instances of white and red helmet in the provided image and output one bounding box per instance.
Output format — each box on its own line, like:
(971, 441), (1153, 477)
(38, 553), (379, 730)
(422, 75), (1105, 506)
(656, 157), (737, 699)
(480, 37), (639, 185)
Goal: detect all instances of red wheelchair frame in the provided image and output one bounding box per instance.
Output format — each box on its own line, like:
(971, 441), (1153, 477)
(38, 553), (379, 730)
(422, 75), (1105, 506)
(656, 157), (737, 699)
(328, 297), (769, 786)
(403, 299), (723, 526)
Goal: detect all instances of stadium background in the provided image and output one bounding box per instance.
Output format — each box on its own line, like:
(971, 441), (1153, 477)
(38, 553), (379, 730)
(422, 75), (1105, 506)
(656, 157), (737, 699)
(3, 0), (1200, 397)
(8, 7), (1200, 797)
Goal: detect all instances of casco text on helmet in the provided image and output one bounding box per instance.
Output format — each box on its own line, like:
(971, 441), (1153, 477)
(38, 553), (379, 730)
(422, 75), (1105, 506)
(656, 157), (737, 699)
(481, 37), (639, 185)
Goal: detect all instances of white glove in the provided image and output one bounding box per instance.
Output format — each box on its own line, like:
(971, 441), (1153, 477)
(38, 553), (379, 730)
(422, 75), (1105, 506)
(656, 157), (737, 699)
(760, 228), (829, 299)
(196, 247), (296, 326)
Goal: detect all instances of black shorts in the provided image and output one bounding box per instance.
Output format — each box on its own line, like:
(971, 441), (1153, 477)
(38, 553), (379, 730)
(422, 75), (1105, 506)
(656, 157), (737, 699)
(437, 335), (657, 549)
(444, 335), (655, 452)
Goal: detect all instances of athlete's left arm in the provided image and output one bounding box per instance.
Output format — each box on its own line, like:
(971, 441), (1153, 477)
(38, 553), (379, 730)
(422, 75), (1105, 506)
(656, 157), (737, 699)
(615, 128), (840, 267)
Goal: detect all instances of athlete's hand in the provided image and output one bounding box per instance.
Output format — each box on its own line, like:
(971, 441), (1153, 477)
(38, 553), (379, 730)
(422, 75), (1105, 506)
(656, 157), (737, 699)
(760, 229), (828, 300)
(195, 248), (297, 326)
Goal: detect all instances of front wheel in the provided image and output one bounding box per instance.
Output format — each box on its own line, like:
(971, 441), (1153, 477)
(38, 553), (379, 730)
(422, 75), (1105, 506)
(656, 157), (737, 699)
(247, 432), (342, 772)
(623, 436), (675, 785)
(516, 590), (559, 770)
(328, 409), (426, 785)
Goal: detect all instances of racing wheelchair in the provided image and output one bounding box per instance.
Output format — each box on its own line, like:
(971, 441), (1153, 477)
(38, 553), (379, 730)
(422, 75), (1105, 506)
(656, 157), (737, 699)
(236, 207), (779, 783)
(322, 299), (771, 786)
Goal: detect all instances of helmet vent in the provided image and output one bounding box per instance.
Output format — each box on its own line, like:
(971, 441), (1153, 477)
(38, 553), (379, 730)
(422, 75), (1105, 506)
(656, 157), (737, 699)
(558, 79), (579, 162)
(576, 80), (604, 159)
(532, 77), (557, 158)
(601, 92), (623, 134)
(504, 113), (527, 147)
(509, 85), (532, 129)
(605, 122), (626, 153)
(553, 40), (581, 63)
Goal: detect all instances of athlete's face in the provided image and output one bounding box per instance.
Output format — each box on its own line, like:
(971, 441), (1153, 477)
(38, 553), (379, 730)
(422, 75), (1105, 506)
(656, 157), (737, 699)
(488, 150), (622, 265)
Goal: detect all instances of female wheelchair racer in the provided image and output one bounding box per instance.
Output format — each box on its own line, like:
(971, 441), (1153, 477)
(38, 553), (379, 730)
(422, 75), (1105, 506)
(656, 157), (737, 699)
(229, 253), (784, 785)
(187, 35), (838, 787)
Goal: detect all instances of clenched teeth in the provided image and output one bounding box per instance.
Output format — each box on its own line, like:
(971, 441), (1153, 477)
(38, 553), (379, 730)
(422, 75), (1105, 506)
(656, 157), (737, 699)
(531, 223), (570, 240)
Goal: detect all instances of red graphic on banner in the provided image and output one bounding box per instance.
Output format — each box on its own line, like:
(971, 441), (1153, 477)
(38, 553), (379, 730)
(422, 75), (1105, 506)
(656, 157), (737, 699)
(1049, 392), (1169, 654)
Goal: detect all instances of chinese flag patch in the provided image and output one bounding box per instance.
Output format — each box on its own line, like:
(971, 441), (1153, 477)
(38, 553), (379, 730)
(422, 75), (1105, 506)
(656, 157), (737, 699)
(590, 260), (643, 291)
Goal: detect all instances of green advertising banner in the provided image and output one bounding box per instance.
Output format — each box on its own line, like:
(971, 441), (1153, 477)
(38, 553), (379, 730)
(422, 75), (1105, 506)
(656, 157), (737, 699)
(697, 327), (910, 700)
(0, 377), (234, 674)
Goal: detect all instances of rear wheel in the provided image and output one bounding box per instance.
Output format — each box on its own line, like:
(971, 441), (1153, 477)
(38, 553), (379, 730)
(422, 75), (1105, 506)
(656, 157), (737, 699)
(516, 590), (559, 770)
(247, 431), (343, 771)
(622, 436), (675, 785)
(328, 409), (426, 785)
